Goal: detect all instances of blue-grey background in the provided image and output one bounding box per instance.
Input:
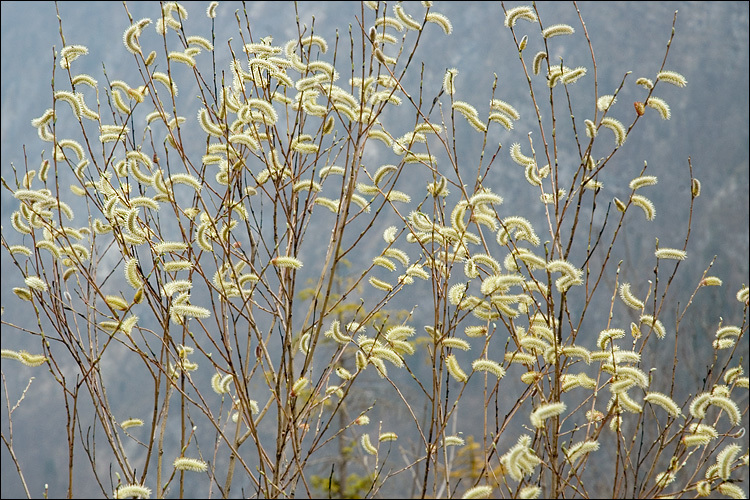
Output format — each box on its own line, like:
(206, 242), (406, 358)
(2, 2), (748, 498)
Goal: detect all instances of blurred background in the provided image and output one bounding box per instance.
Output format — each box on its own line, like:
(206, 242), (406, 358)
(2, 2), (748, 498)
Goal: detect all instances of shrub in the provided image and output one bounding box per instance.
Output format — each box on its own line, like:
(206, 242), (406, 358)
(1, 2), (747, 498)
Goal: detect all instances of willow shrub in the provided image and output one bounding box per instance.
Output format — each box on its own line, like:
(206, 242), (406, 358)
(1, 2), (747, 499)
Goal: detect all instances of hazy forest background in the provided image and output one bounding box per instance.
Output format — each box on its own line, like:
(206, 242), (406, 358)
(1, 1), (748, 498)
